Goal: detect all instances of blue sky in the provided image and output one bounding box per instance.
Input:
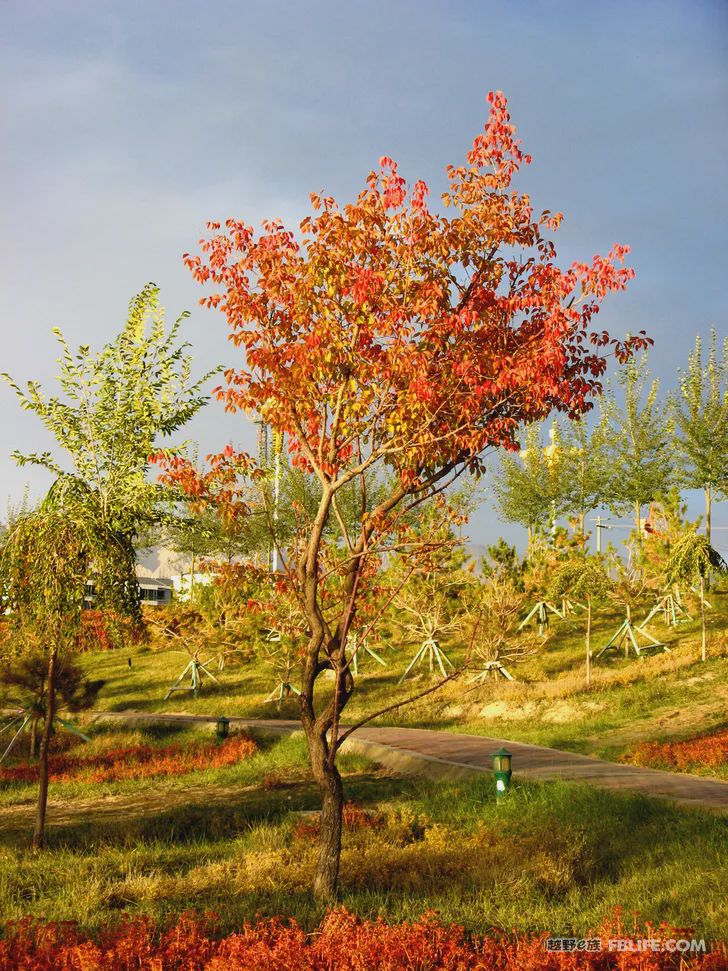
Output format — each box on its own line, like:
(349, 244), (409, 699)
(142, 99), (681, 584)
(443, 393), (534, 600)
(1, 0), (726, 553)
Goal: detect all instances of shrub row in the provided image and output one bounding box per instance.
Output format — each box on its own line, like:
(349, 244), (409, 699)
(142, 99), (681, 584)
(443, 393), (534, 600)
(0, 734), (258, 785)
(624, 729), (728, 772)
(0, 909), (724, 971)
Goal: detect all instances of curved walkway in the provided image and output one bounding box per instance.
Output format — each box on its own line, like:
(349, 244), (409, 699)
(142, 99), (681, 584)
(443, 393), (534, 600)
(93, 712), (728, 812)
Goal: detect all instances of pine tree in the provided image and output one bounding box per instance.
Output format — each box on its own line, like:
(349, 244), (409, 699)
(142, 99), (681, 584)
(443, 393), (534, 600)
(480, 538), (525, 587)
(548, 557), (612, 684)
(672, 329), (728, 546)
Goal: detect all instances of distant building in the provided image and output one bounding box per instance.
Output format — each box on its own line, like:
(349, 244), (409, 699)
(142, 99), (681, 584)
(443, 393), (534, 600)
(84, 570), (174, 608)
(138, 575), (173, 605)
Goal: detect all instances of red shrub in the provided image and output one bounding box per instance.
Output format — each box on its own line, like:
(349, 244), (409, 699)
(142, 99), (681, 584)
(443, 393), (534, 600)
(292, 802), (386, 840)
(0, 909), (724, 970)
(76, 609), (148, 651)
(76, 609), (113, 652)
(0, 735), (258, 786)
(625, 729), (728, 772)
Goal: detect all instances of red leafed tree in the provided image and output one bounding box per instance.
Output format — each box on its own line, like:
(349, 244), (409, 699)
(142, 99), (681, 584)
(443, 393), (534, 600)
(176, 91), (644, 900)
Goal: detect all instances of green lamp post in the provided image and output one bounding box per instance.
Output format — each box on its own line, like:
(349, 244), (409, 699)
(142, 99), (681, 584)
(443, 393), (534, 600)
(216, 716), (230, 741)
(492, 747), (512, 798)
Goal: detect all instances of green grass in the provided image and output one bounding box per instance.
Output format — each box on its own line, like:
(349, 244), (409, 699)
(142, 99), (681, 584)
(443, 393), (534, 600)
(0, 724), (326, 806)
(0, 731), (725, 938)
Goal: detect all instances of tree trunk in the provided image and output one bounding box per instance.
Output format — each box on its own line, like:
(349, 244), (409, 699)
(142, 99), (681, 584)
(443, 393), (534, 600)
(297, 482), (347, 902)
(549, 500), (557, 546)
(705, 487), (712, 591)
(705, 486), (712, 547)
(314, 763), (344, 901)
(29, 716), (38, 759)
(304, 725), (344, 902)
(625, 603), (631, 658)
(634, 501), (642, 548)
(295, 476), (399, 902)
(585, 596), (592, 685)
(33, 648), (56, 851)
(700, 575), (707, 663)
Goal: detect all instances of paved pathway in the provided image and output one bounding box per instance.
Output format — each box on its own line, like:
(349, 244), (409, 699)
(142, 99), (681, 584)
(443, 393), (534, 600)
(93, 712), (728, 812)
(350, 725), (728, 811)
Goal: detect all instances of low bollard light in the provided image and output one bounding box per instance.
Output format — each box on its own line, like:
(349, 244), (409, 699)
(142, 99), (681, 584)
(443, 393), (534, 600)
(492, 747), (512, 799)
(216, 716), (230, 741)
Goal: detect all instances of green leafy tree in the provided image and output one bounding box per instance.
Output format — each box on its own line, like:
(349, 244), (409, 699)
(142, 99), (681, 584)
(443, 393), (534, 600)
(0, 488), (32, 548)
(282, 463), (421, 552)
(2, 284), (215, 632)
(387, 517), (473, 682)
(0, 501), (93, 848)
(667, 532), (727, 662)
(202, 510), (267, 564)
(165, 508), (220, 579)
(164, 507), (266, 601)
(672, 329), (728, 546)
(638, 491), (699, 587)
(148, 562), (263, 674)
(599, 356), (673, 543)
(559, 418), (609, 541)
(492, 424), (568, 552)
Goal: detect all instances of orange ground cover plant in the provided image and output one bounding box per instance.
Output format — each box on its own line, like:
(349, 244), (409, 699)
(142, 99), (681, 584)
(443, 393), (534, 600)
(0, 735), (257, 785)
(0, 909), (723, 971)
(75, 610), (113, 652)
(624, 729), (728, 772)
(292, 802), (386, 841)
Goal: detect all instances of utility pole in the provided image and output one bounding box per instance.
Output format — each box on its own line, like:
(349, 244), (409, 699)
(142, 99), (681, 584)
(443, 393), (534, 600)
(271, 429), (283, 573)
(256, 417), (283, 573)
(544, 423), (560, 546)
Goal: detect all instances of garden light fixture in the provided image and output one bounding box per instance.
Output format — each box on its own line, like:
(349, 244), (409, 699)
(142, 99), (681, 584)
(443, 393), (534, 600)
(492, 747), (512, 798)
(216, 716), (230, 741)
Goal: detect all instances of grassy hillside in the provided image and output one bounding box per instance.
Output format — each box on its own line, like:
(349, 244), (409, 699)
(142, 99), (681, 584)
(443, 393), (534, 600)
(74, 588), (728, 773)
(2, 591), (726, 943)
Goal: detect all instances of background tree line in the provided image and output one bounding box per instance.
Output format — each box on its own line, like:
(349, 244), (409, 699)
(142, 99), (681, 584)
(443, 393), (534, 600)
(492, 331), (728, 551)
